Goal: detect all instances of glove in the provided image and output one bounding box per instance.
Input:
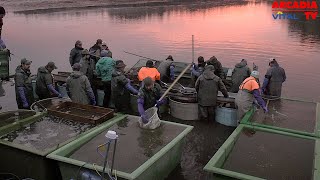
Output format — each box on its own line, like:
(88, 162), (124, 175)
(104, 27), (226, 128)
(47, 84), (60, 97)
(141, 114), (148, 124)
(91, 100), (96, 106)
(224, 94), (229, 98)
(58, 94), (63, 98)
(263, 106), (268, 113)
(23, 102), (29, 109)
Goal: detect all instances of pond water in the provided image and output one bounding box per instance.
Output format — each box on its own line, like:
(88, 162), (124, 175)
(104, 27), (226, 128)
(223, 128), (315, 180)
(1, 115), (93, 151)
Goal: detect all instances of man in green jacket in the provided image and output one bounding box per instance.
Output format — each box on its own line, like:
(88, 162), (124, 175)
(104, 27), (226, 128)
(66, 63), (96, 105)
(96, 50), (115, 107)
(36, 62), (62, 100)
(14, 58), (34, 109)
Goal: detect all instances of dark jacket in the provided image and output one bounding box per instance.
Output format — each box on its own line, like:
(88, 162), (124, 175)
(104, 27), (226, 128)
(206, 57), (224, 79)
(69, 46), (83, 66)
(66, 71), (92, 105)
(230, 61), (251, 93)
(36, 66), (53, 97)
(157, 60), (173, 82)
(265, 62), (286, 97)
(14, 66), (34, 107)
(89, 44), (101, 63)
(138, 83), (162, 110)
(195, 66), (228, 106)
(111, 69), (131, 108)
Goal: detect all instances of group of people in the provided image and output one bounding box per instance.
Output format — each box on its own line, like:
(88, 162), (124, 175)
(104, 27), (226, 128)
(190, 55), (286, 122)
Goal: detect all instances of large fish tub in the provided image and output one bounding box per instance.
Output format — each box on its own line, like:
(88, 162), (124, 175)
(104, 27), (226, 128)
(241, 98), (320, 137)
(0, 109), (124, 180)
(47, 115), (193, 180)
(204, 124), (319, 180)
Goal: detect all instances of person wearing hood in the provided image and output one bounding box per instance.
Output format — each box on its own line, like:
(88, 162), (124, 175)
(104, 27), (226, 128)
(195, 65), (229, 121)
(206, 56), (224, 79)
(138, 60), (160, 82)
(190, 56), (206, 86)
(96, 50), (116, 107)
(89, 39), (103, 64)
(235, 71), (268, 123)
(0, 6), (5, 38)
(137, 77), (165, 124)
(101, 42), (112, 58)
(230, 59), (251, 93)
(66, 63), (96, 105)
(36, 61), (62, 100)
(69, 40), (84, 67)
(111, 60), (139, 113)
(157, 55), (175, 82)
(14, 58), (34, 109)
(262, 58), (286, 97)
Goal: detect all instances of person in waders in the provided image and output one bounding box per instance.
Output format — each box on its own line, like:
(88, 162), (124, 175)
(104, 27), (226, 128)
(235, 71), (268, 123)
(14, 58), (34, 109)
(111, 60), (139, 113)
(262, 58), (286, 98)
(137, 77), (165, 124)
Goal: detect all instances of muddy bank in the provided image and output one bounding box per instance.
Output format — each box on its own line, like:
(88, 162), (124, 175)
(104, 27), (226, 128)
(2, 0), (247, 13)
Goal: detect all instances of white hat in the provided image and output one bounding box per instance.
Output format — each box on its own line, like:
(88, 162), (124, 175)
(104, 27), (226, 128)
(251, 71), (259, 78)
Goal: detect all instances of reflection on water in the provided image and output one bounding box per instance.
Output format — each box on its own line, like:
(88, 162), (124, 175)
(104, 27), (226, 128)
(3, 1), (320, 101)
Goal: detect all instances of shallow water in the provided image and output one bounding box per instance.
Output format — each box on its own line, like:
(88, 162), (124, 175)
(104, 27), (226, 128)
(251, 99), (316, 133)
(223, 128), (315, 180)
(0, 115), (93, 151)
(0, 110), (36, 127)
(70, 115), (185, 173)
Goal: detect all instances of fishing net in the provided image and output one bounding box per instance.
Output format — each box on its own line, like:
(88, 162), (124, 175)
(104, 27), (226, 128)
(138, 107), (161, 130)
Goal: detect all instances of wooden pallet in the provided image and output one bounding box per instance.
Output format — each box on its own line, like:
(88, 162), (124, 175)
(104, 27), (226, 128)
(47, 101), (114, 125)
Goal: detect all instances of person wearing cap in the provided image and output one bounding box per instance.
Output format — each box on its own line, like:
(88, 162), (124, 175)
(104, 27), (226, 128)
(96, 50), (116, 107)
(36, 61), (62, 100)
(14, 58), (34, 109)
(206, 56), (224, 79)
(89, 39), (103, 64)
(262, 58), (286, 97)
(138, 60), (160, 82)
(157, 55), (175, 82)
(235, 70), (268, 122)
(195, 65), (229, 122)
(111, 60), (139, 113)
(137, 77), (165, 124)
(0, 6), (5, 38)
(66, 63), (96, 105)
(230, 59), (251, 93)
(69, 40), (84, 67)
(101, 42), (112, 58)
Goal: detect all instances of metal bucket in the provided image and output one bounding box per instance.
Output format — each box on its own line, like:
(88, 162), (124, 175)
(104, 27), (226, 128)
(215, 107), (238, 127)
(30, 97), (71, 112)
(169, 97), (199, 120)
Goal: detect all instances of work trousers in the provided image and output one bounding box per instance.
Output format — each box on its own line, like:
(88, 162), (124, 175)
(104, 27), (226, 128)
(103, 81), (111, 108)
(198, 105), (216, 121)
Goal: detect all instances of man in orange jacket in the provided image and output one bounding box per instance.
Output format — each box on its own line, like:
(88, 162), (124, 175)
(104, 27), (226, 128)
(138, 60), (160, 82)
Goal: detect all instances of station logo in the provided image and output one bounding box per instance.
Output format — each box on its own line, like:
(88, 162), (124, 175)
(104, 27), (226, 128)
(272, 1), (319, 20)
